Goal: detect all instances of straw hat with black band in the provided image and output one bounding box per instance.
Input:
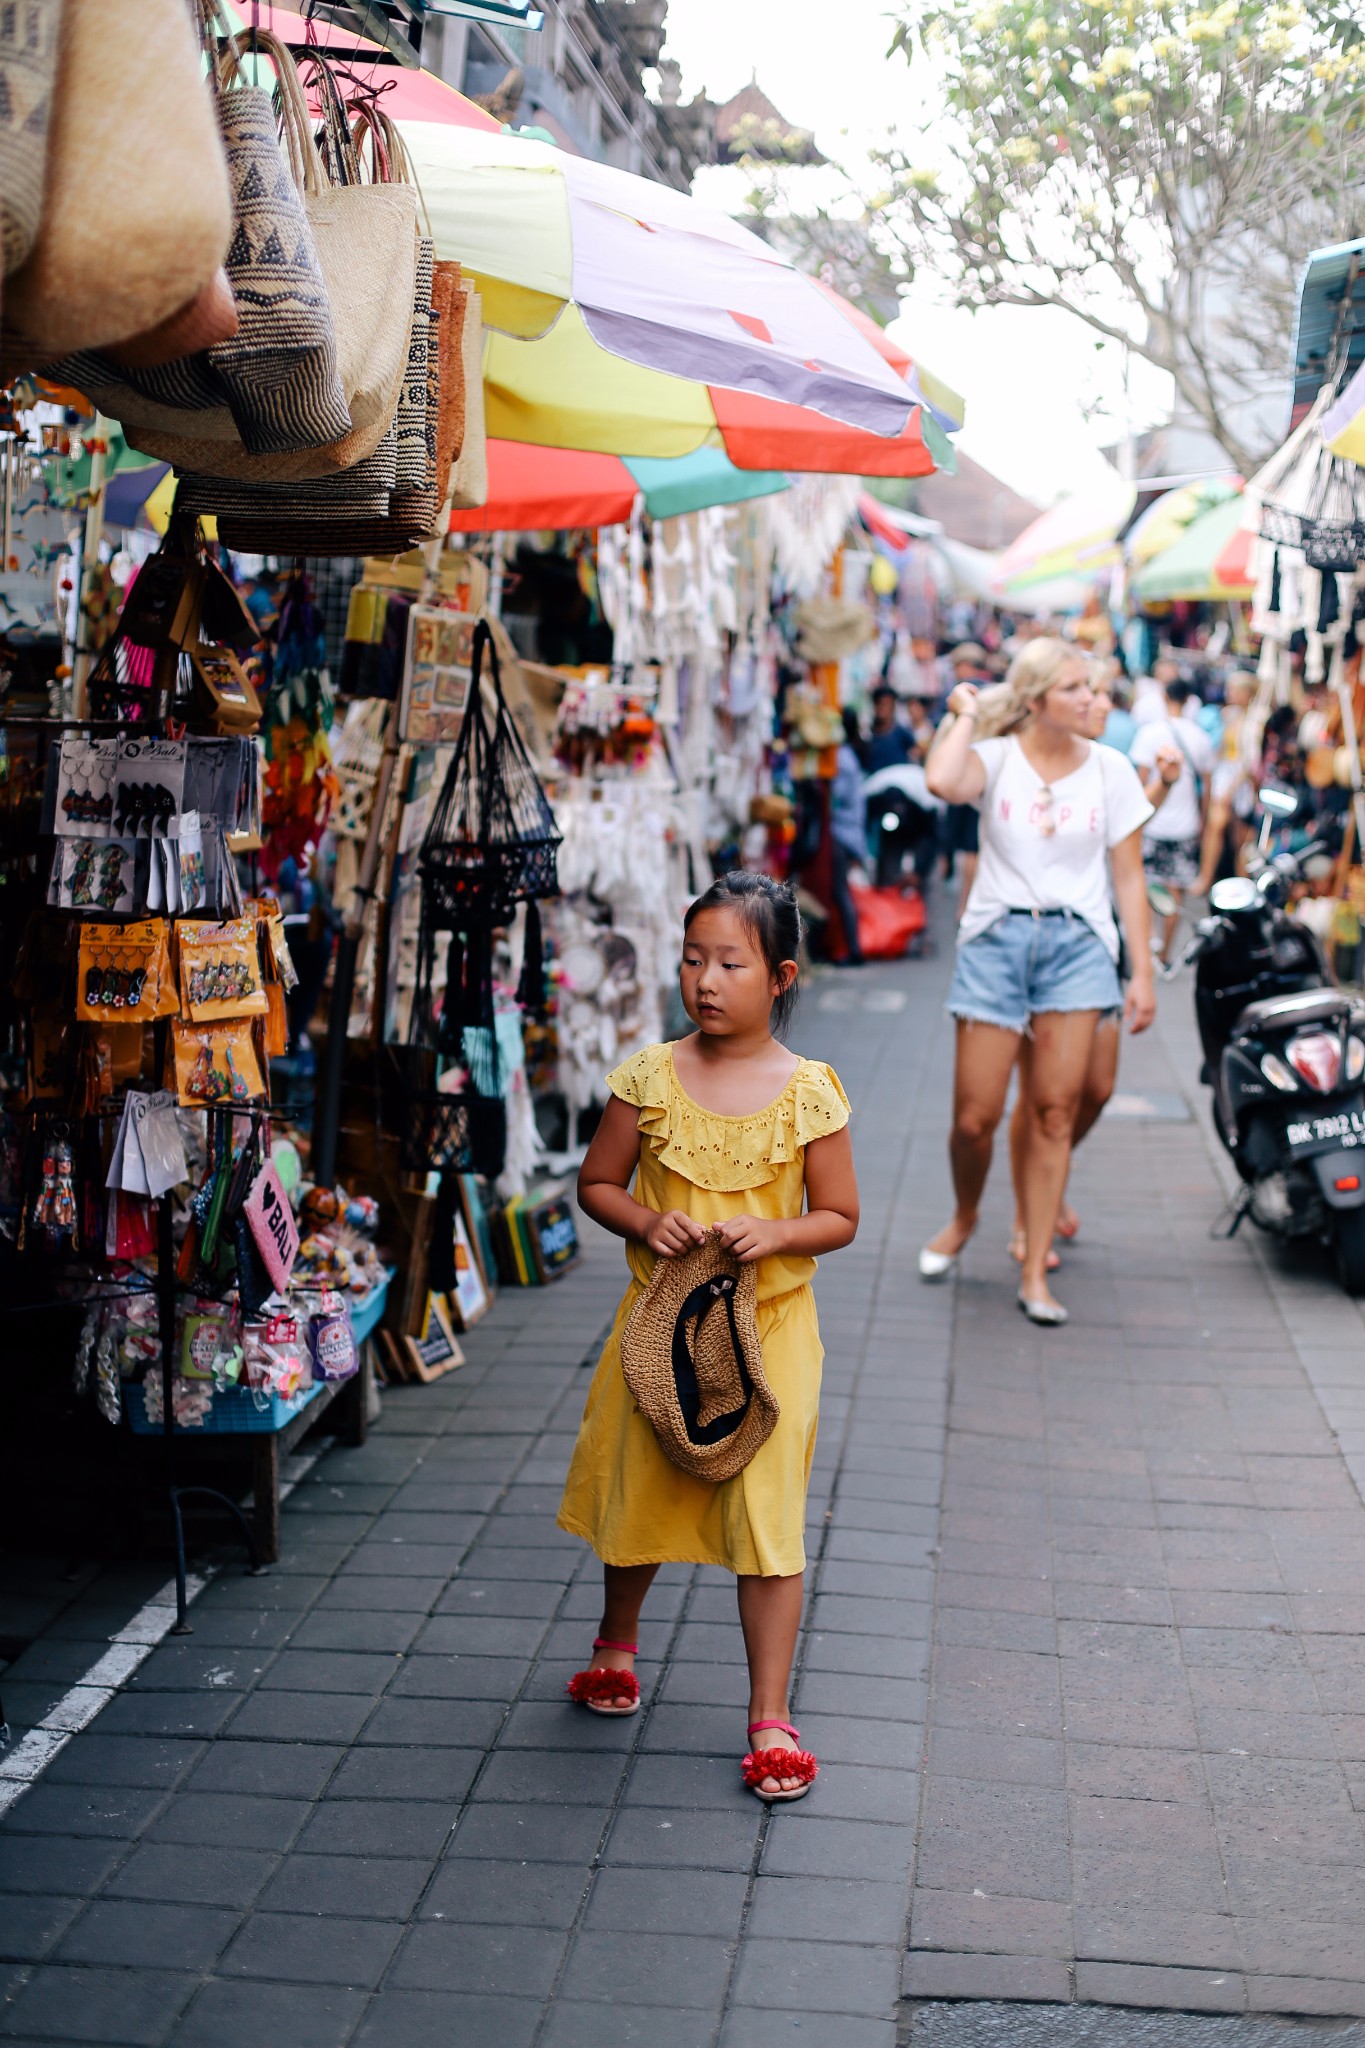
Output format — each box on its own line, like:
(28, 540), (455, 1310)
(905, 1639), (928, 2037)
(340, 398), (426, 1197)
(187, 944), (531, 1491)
(620, 1234), (777, 1484)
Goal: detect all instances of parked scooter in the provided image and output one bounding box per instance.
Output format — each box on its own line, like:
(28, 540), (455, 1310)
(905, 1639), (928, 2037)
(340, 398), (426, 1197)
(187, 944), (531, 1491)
(1174, 787), (1365, 1291)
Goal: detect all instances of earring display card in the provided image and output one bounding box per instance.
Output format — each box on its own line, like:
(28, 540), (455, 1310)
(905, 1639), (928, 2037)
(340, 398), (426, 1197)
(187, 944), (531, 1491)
(54, 736), (119, 839)
(111, 737), (188, 840)
(48, 836), (137, 915)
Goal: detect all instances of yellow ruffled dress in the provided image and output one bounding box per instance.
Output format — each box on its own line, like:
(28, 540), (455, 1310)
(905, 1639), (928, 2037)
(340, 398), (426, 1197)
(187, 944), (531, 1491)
(557, 1041), (850, 1577)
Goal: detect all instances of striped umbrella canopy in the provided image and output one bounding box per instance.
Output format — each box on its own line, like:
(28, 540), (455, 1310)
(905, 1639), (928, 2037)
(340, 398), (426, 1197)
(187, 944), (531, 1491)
(1124, 476), (1241, 564)
(400, 124), (961, 471)
(447, 439), (790, 533)
(1130, 494), (1254, 603)
(993, 477), (1136, 596)
(222, 3), (499, 129)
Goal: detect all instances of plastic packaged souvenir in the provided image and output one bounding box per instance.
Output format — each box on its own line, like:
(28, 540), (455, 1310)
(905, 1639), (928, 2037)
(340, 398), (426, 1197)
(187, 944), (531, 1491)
(171, 1019), (266, 1106)
(75, 920), (175, 1022)
(307, 1290), (357, 1382)
(176, 917), (268, 1022)
(242, 1311), (310, 1402)
(181, 1301), (242, 1385)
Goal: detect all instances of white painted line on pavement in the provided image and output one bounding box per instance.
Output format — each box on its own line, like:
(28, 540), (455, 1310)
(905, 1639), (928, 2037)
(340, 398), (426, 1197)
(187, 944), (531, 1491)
(0, 1434), (332, 1816)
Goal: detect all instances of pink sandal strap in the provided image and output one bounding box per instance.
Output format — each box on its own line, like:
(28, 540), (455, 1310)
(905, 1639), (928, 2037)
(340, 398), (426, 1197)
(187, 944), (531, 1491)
(593, 1637), (638, 1655)
(747, 1719), (799, 1743)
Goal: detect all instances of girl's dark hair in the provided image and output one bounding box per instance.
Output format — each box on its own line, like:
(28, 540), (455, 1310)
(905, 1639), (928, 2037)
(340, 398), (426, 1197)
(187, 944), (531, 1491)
(683, 871), (803, 1037)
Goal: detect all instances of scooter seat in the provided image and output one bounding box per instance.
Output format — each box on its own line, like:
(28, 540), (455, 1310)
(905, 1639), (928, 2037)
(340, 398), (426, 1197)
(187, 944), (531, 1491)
(1233, 987), (1351, 1038)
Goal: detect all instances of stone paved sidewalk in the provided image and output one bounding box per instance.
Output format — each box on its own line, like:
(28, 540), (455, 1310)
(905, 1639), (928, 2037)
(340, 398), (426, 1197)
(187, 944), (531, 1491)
(2, 920), (1365, 2044)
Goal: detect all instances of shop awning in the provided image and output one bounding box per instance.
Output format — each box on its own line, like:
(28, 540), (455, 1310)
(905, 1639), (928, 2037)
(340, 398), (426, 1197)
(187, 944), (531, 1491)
(446, 439), (789, 532)
(1130, 493), (1254, 602)
(992, 477), (1136, 596)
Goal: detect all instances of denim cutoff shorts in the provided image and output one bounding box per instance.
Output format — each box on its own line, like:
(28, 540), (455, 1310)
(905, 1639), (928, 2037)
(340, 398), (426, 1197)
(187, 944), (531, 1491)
(947, 911), (1122, 1033)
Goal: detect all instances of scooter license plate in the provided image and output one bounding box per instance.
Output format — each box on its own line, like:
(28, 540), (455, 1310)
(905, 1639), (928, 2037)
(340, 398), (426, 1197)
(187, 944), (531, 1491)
(1286, 1104), (1365, 1157)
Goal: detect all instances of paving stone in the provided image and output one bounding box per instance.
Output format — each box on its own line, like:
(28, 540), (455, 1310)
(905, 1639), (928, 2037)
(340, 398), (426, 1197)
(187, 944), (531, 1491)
(146, 1792), (310, 1852)
(0, 1782), (165, 1840)
(223, 1691), (375, 1746)
(0, 1836), (122, 1897)
(729, 1936), (901, 2017)
(540, 2002), (718, 2048)
(448, 1802), (606, 1866)
(103, 1843), (277, 1910)
(165, 1978), (367, 2047)
(326, 1746), (480, 1804)
(183, 1744), (343, 1800)
(605, 1804), (760, 1873)
(760, 1816), (917, 1884)
(387, 1919), (564, 1996)
(1073, 1961), (1246, 2010)
(472, 1749), (626, 1806)
(718, 2012), (895, 2048)
(256, 1852), (434, 1921)
(218, 1910), (402, 1987)
(54, 1899), (240, 1973)
(296, 1797), (455, 1860)
(558, 1930), (731, 2011)
(424, 1855), (589, 1927)
(0, 1963), (196, 2044)
(0, 1895), (83, 1964)
(357, 1698), (503, 1750)
(350, 1989), (542, 2048)
(583, 1865), (747, 1937)
(258, 1650), (400, 1695)
(41, 1737), (204, 1793)
(902, 1950), (1073, 2002)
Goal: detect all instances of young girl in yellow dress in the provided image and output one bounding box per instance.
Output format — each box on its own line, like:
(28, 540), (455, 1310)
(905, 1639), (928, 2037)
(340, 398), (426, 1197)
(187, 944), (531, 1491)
(558, 871), (859, 1801)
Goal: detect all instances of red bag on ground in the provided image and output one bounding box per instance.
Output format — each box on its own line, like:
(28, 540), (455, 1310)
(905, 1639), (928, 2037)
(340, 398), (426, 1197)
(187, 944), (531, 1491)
(851, 883), (926, 961)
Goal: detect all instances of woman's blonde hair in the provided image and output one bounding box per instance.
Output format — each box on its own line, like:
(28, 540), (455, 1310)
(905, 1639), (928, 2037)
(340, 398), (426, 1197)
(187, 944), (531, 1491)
(972, 636), (1086, 739)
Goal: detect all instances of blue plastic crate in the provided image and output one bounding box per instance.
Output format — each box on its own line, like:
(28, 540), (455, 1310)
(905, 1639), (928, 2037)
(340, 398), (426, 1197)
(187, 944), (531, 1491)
(123, 1379), (325, 1437)
(348, 1269), (394, 1348)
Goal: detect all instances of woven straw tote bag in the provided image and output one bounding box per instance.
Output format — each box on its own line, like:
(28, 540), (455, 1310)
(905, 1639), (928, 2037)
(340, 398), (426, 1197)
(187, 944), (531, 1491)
(619, 1238), (778, 1484)
(4, 0), (232, 357)
(449, 282), (487, 510)
(0, 0), (60, 279)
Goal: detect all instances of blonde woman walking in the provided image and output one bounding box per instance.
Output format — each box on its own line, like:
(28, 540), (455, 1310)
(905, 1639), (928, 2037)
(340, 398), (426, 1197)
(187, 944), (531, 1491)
(919, 639), (1156, 1325)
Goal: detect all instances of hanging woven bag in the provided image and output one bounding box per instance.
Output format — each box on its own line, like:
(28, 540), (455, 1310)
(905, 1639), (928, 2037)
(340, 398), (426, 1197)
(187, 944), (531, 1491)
(0, 0), (61, 280)
(4, 0), (232, 357)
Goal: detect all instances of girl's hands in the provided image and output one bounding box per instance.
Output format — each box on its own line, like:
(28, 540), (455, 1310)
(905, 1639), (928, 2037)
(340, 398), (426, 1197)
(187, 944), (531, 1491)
(946, 681), (980, 720)
(712, 1214), (788, 1263)
(1124, 972), (1157, 1034)
(643, 1209), (709, 1257)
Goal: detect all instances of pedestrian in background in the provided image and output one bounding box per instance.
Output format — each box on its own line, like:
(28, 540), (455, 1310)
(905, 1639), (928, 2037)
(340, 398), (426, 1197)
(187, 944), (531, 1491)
(1006, 661), (1171, 1270)
(1131, 673), (1216, 961)
(918, 638), (1156, 1325)
(560, 872), (858, 1801)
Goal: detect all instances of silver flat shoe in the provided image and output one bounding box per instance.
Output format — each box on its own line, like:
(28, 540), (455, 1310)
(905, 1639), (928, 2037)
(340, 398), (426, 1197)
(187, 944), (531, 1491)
(1018, 1291), (1068, 1326)
(919, 1247), (959, 1281)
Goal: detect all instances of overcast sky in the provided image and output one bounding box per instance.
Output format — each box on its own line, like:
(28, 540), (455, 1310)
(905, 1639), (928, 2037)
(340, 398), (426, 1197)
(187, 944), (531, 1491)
(658, 0), (1171, 505)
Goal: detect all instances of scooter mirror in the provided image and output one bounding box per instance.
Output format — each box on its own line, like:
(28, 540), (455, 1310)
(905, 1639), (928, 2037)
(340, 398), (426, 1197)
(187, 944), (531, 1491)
(1258, 785), (1299, 818)
(1147, 880), (1178, 919)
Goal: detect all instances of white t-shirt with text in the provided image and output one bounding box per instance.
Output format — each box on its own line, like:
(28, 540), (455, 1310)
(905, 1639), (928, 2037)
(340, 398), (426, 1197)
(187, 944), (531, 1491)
(961, 736), (1154, 961)
(1130, 715), (1214, 842)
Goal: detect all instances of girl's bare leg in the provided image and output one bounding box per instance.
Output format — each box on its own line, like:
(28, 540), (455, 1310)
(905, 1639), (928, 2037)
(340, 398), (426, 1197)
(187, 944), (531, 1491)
(926, 1018), (1021, 1257)
(738, 1570), (806, 1794)
(1014, 1012), (1121, 1251)
(591, 1562), (659, 1708)
(1018, 1009), (1100, 1307)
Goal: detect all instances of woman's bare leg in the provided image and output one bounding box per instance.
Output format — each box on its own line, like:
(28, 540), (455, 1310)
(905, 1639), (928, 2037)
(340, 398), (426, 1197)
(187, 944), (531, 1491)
(926, 1018), (1022, 1257)
(589, 1562), (659, 1708)
(1018, 1009), (1101, 1306)
(738, 1571), (806, 1794)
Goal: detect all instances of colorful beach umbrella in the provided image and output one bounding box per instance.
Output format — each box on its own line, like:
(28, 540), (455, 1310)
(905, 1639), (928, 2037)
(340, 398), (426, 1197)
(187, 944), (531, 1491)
(1123, 476), (1241, 564)
(1130, 494), (1253, 602)
(223, 3), (499, 129)
(401, 125), (937, 448)
(447, 439), (789, 533)
(993, 477), (1136, 596)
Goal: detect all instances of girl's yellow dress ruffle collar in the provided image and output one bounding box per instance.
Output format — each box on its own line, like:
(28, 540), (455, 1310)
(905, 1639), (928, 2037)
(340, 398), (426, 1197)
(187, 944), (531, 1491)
(608, 1041), (850, 1195)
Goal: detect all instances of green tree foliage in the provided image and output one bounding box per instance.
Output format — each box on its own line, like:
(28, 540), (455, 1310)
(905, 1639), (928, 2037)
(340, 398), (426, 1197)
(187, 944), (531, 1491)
(753, 1), (1365, 468)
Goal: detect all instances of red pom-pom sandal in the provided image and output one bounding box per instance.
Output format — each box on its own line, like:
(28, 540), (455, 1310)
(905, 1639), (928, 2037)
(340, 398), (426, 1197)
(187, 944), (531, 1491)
(565, 1638), (640, 1716)
(742, 1720), (819, 1803)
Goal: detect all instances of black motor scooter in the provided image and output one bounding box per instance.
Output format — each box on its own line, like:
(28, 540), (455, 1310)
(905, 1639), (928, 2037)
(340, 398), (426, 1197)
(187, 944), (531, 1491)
(1179, 787), (1365, 1291)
